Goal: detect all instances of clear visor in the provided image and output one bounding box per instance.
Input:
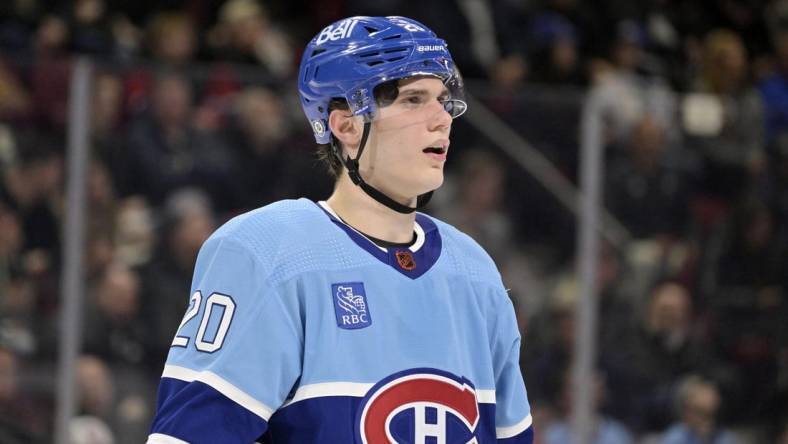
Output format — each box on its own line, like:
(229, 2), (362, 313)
(346, 59), (468, 125)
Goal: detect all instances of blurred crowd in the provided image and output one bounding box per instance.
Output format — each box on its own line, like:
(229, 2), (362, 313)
(0, 0), (786, 443)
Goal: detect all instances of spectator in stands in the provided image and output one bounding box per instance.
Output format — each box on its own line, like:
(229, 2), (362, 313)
(527, 12), (587, 86)
(0, 203), (36, 358)
(120, 70), (194, 202)
(437, 149), (513, 260)
(0, 61), (32, 121)
(33, 14), (69, 56)
(76, 355), (115, 423)
(435, 148), (546, 320)
(606, 115), (689, 239)
(123, 11), (192, 114)
(91, 72), (125, 170)
(28, 22), (70, 129)
(524, 244), (632, 410)
(67, 0), (116, 56)
(113, 197), (155, 268)
(83, 263), (153, 372)
(207, 0), (293, 79)
(778, 420), (788, 444)
(145, 12), (197, 67)
(0, 345), (47, 443)
(73, 355), (117, 443)
(76, 352), (152, 444)
(659, 375), (740, 444)
(84, 159), (120, 290)
(706, 197), (786, 423)
(0, 269), (38, 358)
(686, 29), (765, 202)
(0, 133), (62, 262)
(221, 86), (327, 210)
(543, 368), (634, 444)
(770, 136), (788, 230)
(0, 201), (22, 288)
(613, 281), (711, 432)
(714, 198), (785, 290)
(86, 160), (117, 242)
(138, 189), (215, 363)
(759, 28), (788, 147)
(0, 141), (63, 355)
(0, 1), (38, 53)
(592, 19), (675, 147)
(69, 415), (114, 444)
(121, 71), (235, 207)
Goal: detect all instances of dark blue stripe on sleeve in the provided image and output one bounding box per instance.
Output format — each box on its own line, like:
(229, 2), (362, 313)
(150, 377), (268, 444)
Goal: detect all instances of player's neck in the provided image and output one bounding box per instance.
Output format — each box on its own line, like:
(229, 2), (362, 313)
(327, 175), (417, 244)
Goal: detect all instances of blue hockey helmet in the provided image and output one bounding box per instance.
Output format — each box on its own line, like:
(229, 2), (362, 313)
(298, 16), (467, 144)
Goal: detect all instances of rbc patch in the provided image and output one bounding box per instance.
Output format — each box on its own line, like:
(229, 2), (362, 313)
(332, 282), (372, 330)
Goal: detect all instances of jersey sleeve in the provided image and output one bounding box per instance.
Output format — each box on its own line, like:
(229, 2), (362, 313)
(490, 291), (533, 444)
(148, 236), (303, 444)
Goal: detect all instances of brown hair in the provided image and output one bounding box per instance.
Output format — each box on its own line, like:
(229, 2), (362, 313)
(316, 80), (401, 178)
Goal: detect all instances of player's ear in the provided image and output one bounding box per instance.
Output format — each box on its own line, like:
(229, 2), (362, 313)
(329, 109), (362, 157)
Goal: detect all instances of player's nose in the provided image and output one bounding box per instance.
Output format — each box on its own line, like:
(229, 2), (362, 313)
(428, 102), (452, 132)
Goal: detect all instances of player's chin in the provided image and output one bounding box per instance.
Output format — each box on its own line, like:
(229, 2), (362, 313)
(417, 170), (444, 193)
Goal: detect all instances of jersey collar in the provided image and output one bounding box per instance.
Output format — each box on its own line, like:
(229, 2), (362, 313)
(316, 201), (441, 279)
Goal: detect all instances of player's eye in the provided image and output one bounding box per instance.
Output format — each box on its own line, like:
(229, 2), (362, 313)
(401, 95), (425, 105)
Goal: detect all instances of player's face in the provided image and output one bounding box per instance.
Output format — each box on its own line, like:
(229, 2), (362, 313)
(359, 77), (453, 202)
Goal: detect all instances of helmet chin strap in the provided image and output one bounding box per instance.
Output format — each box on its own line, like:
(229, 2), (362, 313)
(333, 122), (433, 214)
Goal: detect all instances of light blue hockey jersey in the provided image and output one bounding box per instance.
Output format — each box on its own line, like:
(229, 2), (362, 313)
(148, 198), (533, 444)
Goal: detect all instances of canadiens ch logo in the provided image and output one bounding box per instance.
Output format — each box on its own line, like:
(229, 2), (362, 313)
(356, 368), (480, 444)
(395, 250), (416, 271)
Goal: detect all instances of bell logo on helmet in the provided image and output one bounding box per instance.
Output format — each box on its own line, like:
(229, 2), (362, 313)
(315, 19), (359, 46)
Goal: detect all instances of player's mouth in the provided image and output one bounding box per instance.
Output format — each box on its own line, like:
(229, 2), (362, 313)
(423, 141), (449, 161)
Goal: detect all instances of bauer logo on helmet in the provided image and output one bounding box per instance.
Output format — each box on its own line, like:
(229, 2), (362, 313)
(417, 45), (446, 52)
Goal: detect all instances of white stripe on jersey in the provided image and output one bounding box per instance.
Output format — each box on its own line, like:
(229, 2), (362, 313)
(476, 389), (496, 403)
(162, 364), (275, 421)
(146, 433), (189, 444)
(496, 413), (533, 439)
(281, 381), (374, 407)
(280, 381), (497, 408)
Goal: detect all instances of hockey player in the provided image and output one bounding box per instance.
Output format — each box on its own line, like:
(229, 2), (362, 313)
(148, 15), (533, 443)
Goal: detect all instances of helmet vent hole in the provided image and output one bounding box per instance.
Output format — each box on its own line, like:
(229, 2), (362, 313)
(386, 56), (405, 62)
(383, 47), (407, 53)
(311, 48), (326, 57)
(382, 34), (401, 40)
(367, 60), (384, 67)
(364, 26), (379, 33)
(358, 51), (379, 58)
